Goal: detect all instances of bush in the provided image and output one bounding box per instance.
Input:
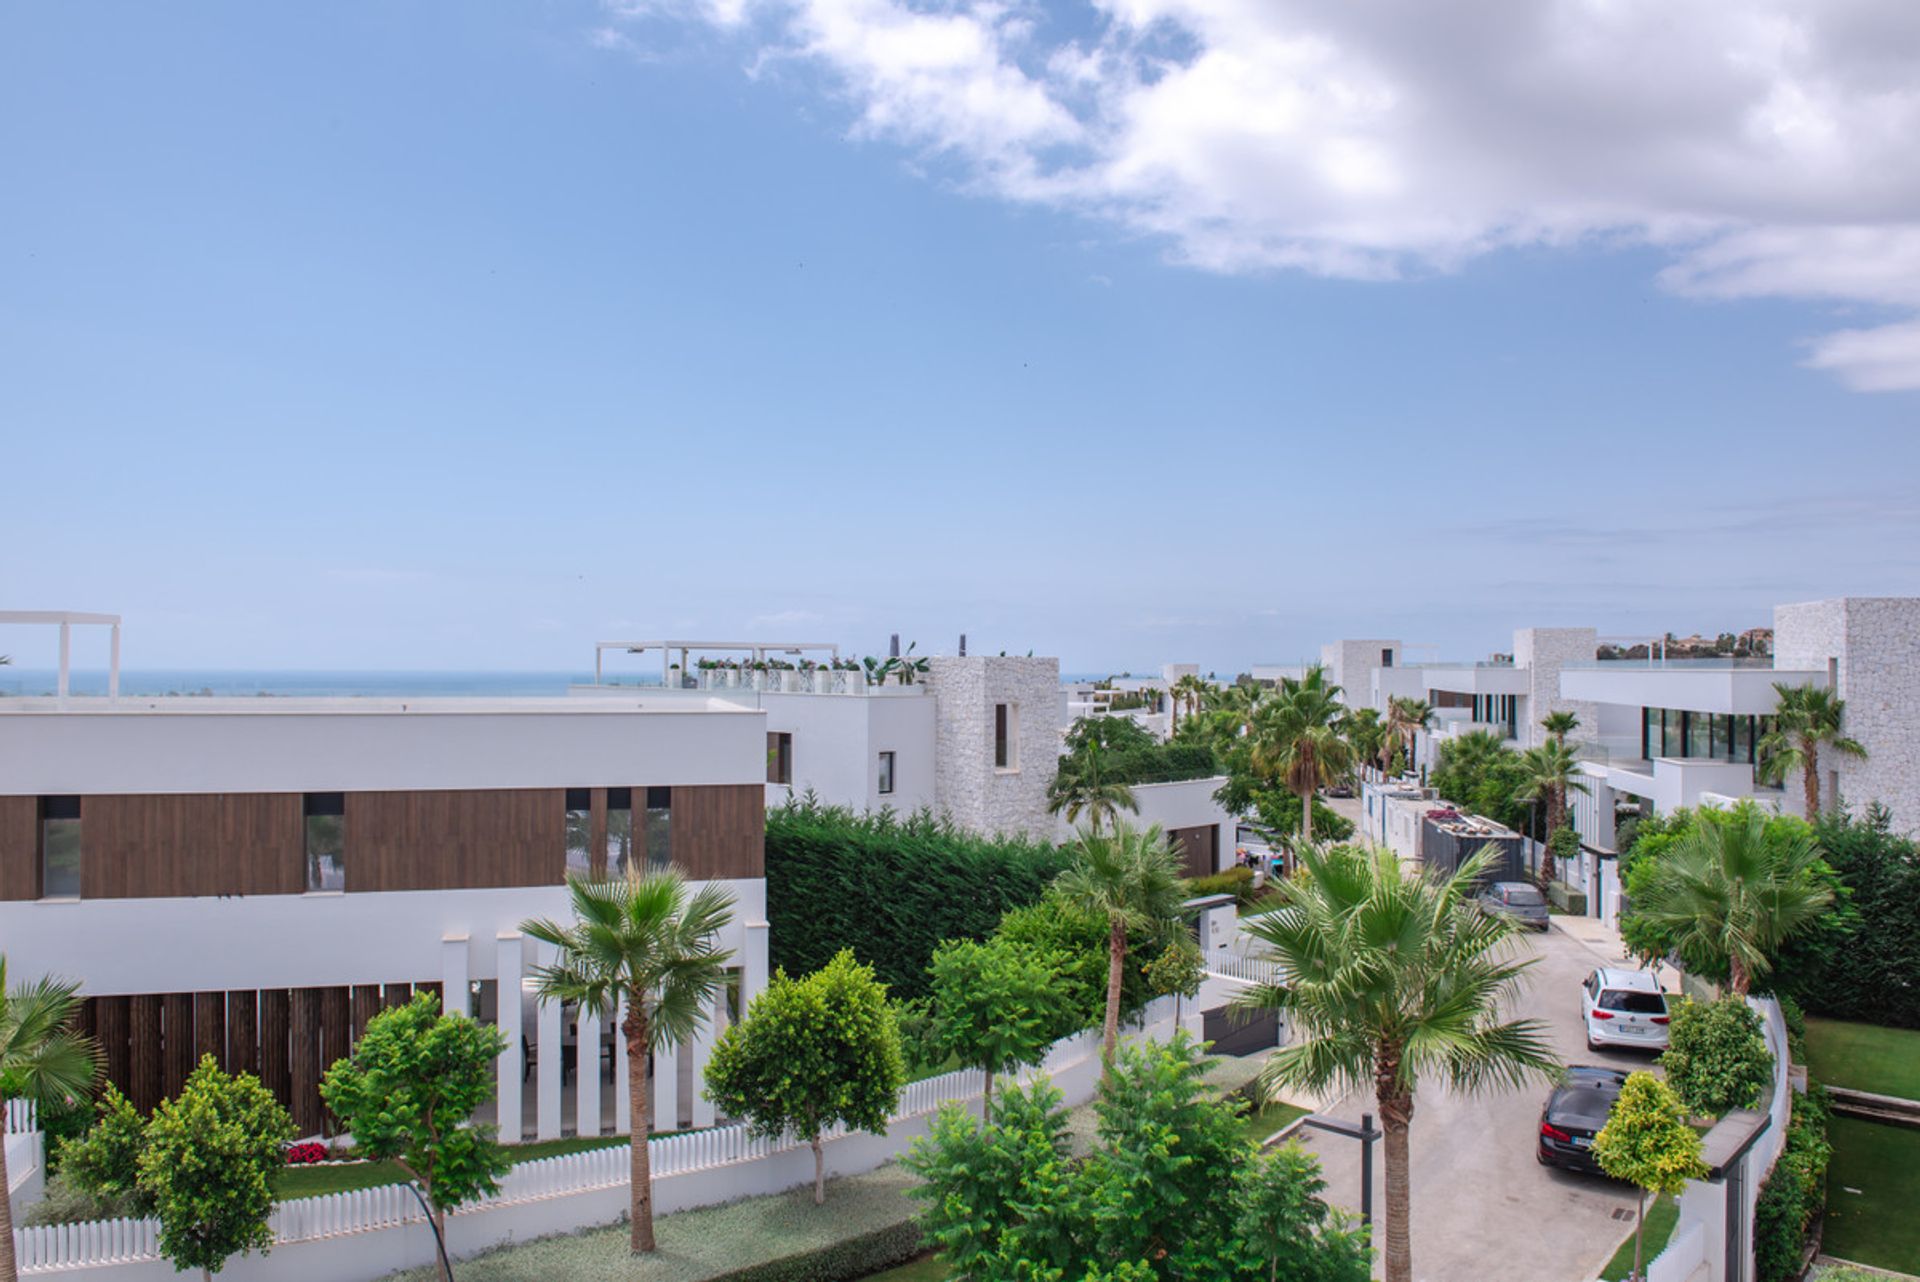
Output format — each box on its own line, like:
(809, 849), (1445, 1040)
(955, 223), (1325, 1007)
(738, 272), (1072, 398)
(1660, 998), (1773, 1118)
(1186, 867), (1256, 902)
(767, 799), (1070, 1000)
(55, 1083), (151, 1214)
(1097, 743), (1222, 787)
(1754, 1086), (1833, 1282)
(23, 1170), (148, 1227)
(991, 897), (1158, 1036)
(1243, 790), (1354, 843)
(713, 1220), (925, 1282)
(1777, 804), (1920, 1029)
(1547, 881), (1587, 915)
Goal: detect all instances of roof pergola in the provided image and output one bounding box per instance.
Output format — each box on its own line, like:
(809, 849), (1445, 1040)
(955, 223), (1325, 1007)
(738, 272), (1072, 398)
(0, 611), (122, 698)
(593, 639), (841, 685)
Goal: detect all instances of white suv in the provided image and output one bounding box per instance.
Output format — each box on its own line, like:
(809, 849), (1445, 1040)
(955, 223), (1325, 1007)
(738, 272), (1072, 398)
(1581, 967), (1671, 1052)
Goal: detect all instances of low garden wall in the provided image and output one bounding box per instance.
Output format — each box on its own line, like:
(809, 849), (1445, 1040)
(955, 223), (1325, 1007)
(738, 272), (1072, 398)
(12, 999), (1185, 1282)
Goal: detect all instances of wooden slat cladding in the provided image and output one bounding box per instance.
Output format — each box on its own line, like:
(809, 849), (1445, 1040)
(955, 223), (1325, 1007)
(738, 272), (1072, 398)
(80, 793), (304, 900)
(346, 789), (564, 892)
(0, 796), (38, 900)
(671, 784), (765, 880)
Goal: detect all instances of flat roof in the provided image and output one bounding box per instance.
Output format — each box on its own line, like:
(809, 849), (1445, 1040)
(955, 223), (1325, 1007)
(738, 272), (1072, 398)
(0, 695), (760, 717)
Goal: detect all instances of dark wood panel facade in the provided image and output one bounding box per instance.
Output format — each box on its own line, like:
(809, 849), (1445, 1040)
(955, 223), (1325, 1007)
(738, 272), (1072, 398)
(79, 793), (304, 900)
(345, 789), (566, 892)
(671, 784), (766, 880)
(0, 796), (38, 900)
(1168, 823), (1220, 880)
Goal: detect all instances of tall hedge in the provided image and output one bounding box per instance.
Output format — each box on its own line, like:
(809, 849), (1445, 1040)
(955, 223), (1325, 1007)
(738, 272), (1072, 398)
(1777, 805), (1920, 1029)
(766, 800), (1070, 1001)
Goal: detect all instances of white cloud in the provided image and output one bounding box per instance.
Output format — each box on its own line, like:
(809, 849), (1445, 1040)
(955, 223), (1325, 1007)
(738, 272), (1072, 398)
(604, 0), (1920, 390)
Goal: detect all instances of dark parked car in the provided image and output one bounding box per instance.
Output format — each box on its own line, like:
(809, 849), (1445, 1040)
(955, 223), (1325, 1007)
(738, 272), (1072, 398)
(1476, 881), (1550, 931)
(1537, 1066), (1628, 1174)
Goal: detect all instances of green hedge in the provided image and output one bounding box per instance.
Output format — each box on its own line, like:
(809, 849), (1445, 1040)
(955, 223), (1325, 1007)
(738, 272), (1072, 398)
(767, 799), (1070, 1001)
(713, 1220), (925, 1282)
(1097, 743), (1221, 786)
(1547, 881), (1587, 915)
(1754, 1086), (1833, 1282)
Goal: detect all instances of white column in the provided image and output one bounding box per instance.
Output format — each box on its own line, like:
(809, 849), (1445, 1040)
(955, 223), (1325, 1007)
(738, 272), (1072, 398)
(689, 1002), (717, 1128)
(496, 934), (524, 1145)
(576, 1005), (603, 1137)
(743, 920), (770, 1008)
(652, 1036), (678, 1134)
(109, 624), (121, 700)
(613, 994), (630, 1136)
(534, 942), (564, 1141)
(57, 622), (70, 700)
(440, 935), (469, 1017)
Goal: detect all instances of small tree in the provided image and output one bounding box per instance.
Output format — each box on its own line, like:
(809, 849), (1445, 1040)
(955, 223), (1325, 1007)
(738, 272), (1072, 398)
(705, 949), (904, 1204)
(58, 1083), (153, 1216)
(1592, 1073), (1707, 1282)
(929, 937), (1063, 1117)
(1546, 825), (1581, 887)
(1141, 929), (1204, 1028)
(321, 993), (510, 1281)
(1659, 997), (1772, 1119)
(138, 1056), (295, 1282)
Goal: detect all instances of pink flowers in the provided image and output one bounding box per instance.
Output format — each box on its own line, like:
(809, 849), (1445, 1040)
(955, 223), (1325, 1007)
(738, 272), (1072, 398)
(284, 1141), (329, 1165)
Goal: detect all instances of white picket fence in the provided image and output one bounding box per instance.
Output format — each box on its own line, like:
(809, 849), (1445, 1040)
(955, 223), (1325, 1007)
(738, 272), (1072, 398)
(11, 1009), (1147, 1275)
(5, 1099), (37, 1134)
(1208, 952), (1283, 986)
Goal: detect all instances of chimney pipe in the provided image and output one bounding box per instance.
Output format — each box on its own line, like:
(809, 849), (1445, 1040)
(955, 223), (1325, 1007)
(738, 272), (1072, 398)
(889, 633), (900, 658)
(959, 633), (967, 657)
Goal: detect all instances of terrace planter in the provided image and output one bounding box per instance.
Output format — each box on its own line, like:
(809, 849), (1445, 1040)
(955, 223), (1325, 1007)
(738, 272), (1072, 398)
(813, 669), (833, 694)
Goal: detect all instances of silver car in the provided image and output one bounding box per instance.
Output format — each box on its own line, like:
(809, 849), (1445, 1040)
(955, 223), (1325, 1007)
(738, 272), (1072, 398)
(1476, 881), (1550, 931)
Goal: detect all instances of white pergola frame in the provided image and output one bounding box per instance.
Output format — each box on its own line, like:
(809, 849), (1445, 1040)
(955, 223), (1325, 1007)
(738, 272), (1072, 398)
(0, 611), (123, 699)
(594, 639), (841, 686)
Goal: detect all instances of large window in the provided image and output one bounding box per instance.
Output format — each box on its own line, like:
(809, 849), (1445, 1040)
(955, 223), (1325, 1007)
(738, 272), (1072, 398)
(607, 788), (634, 875)
(564, 788), (592, 877)
(40, 796), (80, 899)
(1640, 708), (1778, 766)
(303, 793), (345, 892)
(994, 704), (1017, 769)
(766, 733), (793, 786)
(644, 787), (672, 871)
(878, 751), (895, 796)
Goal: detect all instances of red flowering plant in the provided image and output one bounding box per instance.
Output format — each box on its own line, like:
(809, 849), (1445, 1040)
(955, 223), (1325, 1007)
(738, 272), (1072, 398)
(284, 1141), (330, 1165)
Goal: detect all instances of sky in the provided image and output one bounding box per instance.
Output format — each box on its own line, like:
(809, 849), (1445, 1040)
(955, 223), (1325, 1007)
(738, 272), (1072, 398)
(4, 1), (1919, 675)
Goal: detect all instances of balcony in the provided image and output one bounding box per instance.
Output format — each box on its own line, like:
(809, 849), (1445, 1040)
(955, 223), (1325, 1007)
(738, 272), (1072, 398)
(1411, 661), (1530, 696)
(1559, 661), (1825, 715)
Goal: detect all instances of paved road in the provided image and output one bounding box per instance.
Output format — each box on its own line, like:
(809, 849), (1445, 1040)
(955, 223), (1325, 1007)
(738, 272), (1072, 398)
(1291, 920), (1657, 1282)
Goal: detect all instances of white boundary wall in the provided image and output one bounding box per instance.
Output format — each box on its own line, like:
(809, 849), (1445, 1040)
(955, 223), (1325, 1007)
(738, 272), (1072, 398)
(14, 1000), (1186, 1282)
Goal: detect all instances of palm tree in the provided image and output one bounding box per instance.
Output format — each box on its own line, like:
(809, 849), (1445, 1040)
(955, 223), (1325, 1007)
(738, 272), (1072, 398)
(1512, 740), (1591, 880)
(1052, 822), (1186, 1070)
(1, 956), (100, 1282)
(1758, 682), (1867, 820)
(1240, 846), (1559, 1282)
(1540, 710), (1580, 744)
(1345, 706), (1391, 778)
(1169, 673), (1212, 736)
(1248, 666), (1353, 844)
(1629, 806), (1833, 996)
(1385, 696), (1434, 775)
(522, 870), (734, 1253)
(1047, 741), (1139, 835)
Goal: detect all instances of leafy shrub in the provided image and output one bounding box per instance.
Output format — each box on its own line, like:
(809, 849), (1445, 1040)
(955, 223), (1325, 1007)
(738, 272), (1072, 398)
(991, 897), (1159, 1037)
(713, 1220), (926, 1281)
(767, 799), (1070, 1000)
(23, 1170), (148, 1227)
(1754, 1086), (1832, 1282)
(1240, 790), (1354, 843)
(891, 997), (950, 1079)
(1548, 824), (1582, 873)
(1097, 743), (1223, 787)
(1187, 867), (1256, 902)
(1659, 998), (1773, 1118)
(1777, 804), (1920, 1029)
(55, 1083), (152, 1214)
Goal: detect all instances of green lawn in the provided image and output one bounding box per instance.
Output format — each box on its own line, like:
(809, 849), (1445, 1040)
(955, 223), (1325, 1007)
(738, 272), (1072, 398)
(1241, 1099), (1309, 1146)
(1598, 1194), (1678, 1282)
(279, 1134), (630, 1198)
(1822, 1116), (1920, 1276)
(861, 1255), (948, 1281)
(1804, 1018), (1920, 1101)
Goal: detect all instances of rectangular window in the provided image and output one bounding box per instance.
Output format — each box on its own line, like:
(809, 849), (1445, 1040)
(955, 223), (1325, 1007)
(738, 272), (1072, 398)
(766, 733), (793, 785)
(40, 796), (81, 899)
(564, 788), (592, 878)
(878, 751), (895, 796)
(994, 704), (1017, 769)
(1381, 648), (1393, 667)
(303, 792), (345, 892)
(607, 787), (634, 876)
(644, 787), (672, 871)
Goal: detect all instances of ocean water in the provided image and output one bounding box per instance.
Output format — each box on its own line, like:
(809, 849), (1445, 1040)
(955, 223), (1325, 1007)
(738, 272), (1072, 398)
(1, 668), (1117, 699)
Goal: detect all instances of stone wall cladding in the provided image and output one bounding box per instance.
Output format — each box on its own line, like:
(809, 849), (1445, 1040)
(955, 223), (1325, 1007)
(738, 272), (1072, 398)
(1775, 598), (1920, 834)
(1516, 626), (1599, 749)
(926, 656), (1060, 840)
(1320, 639), (1401, 709)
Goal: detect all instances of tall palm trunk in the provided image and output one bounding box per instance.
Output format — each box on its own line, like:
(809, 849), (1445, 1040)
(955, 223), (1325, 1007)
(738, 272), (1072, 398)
(624, 1001), (656, 1253)
(1, 1112), (17, 1282)
(1298, 787), (1314, 844)
(1801, 743), (1821, 820)
(1101, 917), (1127, 1070)
(1728, 954), (1752, 998)
(1543, 787), (1566, 882)
(1376, 1042), (1415, 1282)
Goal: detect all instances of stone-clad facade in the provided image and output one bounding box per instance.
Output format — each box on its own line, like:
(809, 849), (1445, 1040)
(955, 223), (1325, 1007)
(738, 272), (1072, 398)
(925, 655), (1060, 840)
(1773, 597), (1920, 834)
(1516, 626), (1599, 749)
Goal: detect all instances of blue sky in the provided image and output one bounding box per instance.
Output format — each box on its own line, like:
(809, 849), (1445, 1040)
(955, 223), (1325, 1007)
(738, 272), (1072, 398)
(4, 2), (1918, 674)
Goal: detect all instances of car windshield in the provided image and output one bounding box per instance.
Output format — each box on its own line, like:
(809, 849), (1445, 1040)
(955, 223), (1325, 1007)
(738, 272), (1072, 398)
(1504, 888), (1546, 906)
(1598, 990), (1667, 1014)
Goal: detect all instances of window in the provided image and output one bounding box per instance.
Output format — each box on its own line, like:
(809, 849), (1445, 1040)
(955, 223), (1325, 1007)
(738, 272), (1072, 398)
(766, 732), (792, 785)
(40, 796), (80, 899)
(1598, 989), (1668, 1015)
(877, 751), (895, 796)
(564, 788), (592, 877)
(994, 703), (1017, 769)
(644, 787), (672, 871)
(303, 793), (345, 892)
(1381, 648), (1394, 667)
(607, 787), (634, 876)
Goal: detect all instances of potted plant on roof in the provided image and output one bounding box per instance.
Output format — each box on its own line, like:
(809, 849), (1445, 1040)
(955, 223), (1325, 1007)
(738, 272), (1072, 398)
(894, 642), (930, 686)
(812, 661), (833, 694)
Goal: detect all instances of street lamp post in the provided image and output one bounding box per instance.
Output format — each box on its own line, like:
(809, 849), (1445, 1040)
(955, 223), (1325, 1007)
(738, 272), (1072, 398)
(1299, 1112), (1382, 1229)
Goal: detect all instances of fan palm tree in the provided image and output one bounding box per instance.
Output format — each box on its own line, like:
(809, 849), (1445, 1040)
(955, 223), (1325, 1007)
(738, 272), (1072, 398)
(1239, 846), (1559, 1282)
(1052, 822), (1186, 1070)
(522, 870), (734, 1253)
(1512, 740), (1591, 880)
(1168, 673), (1212, 735)
(1, 956), (100, 1282)
(1046, 741), (1139, 835)
(1248, 666), (1353, 844)
(1385, 696), (1434, 775)
(1629, 806), (1834, 995)
(1758, 682), (1866, 820)
(1540, 710), (1580, 745)
(1345, 706), (1391, 778)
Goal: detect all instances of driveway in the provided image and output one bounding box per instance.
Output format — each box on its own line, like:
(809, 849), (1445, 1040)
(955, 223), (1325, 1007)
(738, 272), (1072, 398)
(1290, 920), (1657, 1282)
